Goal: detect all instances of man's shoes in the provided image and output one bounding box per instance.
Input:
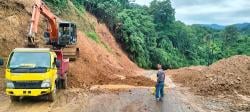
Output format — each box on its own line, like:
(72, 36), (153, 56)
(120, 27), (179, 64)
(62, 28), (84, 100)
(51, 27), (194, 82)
(155, 98), (163, 102)
(159, 97), (163, 102)
(156, 98), (160, 101)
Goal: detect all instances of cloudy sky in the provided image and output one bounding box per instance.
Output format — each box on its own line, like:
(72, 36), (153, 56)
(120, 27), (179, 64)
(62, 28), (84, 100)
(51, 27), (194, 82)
(134, 0), (250, 25)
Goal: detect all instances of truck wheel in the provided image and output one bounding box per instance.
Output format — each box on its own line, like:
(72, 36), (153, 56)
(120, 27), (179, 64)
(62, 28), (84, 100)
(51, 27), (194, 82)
(56, 79), (61, 89)
(48, 85), (56, 102)
(62, 76), (68, 89)
(10, 96), (20, 102)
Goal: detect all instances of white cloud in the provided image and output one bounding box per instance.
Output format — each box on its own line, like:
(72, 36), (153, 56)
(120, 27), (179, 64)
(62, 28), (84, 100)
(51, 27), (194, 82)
(134, 0), (153, 6)
(172, 0), (250, 25)
(134, 0), (250, 25)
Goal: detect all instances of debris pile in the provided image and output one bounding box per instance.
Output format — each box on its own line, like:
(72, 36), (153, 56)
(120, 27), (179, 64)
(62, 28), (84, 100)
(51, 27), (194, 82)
(170, 55), (250, 96)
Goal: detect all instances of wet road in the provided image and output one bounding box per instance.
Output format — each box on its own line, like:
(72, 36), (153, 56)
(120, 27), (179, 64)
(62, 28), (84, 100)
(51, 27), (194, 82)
(84, 70), (202, 112)
(0, 71), (204, 112)
(84, 88), (197, 112)
(156, 88), (195, 112)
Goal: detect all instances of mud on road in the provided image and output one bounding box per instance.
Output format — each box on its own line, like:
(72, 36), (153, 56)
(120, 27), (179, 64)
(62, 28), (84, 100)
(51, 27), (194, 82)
(0, 70), (209, 112)
(0, 89), (88, 112)
(0, 88), (199, 112)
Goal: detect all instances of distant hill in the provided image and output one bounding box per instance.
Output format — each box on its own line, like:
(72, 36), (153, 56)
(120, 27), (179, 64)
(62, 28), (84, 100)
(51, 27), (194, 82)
(194, 23), (250, 33)
(194, 24), (225, 30)
(233, 23), (250, 34)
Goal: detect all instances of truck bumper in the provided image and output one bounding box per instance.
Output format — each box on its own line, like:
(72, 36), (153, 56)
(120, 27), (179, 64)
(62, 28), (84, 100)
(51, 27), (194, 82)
(6, 88), (51, 96)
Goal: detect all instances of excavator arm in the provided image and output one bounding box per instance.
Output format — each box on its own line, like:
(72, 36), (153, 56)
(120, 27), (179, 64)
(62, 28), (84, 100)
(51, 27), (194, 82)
(28, 0), (58, 47)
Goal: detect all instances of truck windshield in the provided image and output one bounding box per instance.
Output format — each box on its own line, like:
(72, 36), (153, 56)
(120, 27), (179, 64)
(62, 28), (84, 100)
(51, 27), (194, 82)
(8, 52), (51, 69)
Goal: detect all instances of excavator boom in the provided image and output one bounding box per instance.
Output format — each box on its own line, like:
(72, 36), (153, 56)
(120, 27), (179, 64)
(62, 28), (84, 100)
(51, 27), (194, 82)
(28, 0), (58, 47)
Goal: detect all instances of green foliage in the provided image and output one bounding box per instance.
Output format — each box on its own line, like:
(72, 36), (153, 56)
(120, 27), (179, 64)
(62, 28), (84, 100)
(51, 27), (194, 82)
(150, 0), (175, 30)
(222, 30), (250, 57)
(86, 32), (100, 43)
(223, 26), (239, 46)
(116, 9), (156, 68)
(51, 0), (250, 69)
(45, 0), (85, 15)
(44, 0), (68, 15)
(71, 0), (85, 13)
(101, 42), (112, 52)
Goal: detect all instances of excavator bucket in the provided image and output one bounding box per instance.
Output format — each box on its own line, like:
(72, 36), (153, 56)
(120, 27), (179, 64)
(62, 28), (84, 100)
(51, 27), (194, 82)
(63, 47), (79, 61)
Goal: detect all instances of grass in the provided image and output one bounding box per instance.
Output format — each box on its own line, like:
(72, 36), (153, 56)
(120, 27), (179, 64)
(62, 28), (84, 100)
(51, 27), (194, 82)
(71, 0), (85, 14)
(101, 42), (112, 52)
(86, 32), (100, 43)
(86, 32), (112, 52)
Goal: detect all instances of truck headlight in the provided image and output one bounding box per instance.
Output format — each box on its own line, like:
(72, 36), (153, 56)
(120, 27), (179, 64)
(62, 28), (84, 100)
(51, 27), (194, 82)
(6, 81), (14, 89)
(41, 79), (51, 88)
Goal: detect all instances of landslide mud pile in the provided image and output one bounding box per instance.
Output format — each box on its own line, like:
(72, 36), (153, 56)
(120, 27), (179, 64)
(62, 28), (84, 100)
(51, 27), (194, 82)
(68, 15), (155, 88)
(170, 55), (250, 96)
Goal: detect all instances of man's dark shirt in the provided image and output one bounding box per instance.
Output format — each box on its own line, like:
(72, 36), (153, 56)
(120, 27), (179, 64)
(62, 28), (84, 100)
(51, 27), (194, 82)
(157, 69), (165, 83)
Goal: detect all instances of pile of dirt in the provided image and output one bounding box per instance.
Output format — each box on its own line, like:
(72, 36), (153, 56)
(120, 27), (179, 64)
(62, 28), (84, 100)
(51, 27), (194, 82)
(68, 25), (154, 88)
(170, 55), (250, 96)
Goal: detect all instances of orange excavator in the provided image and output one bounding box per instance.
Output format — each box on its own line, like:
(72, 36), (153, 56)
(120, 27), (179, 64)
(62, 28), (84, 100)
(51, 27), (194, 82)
(27, 0), (79, 60)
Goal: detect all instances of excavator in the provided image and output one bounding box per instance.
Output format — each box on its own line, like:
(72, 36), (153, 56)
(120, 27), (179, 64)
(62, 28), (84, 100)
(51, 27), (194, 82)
(27, 0), (79, 60)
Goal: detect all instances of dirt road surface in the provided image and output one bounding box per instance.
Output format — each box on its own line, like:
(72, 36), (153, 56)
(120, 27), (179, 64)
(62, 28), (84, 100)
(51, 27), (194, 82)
(0, 70), (209, 112)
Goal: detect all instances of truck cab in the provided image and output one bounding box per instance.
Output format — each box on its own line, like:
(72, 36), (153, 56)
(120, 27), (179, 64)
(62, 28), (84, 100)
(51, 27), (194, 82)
(4, 48), (68, 102)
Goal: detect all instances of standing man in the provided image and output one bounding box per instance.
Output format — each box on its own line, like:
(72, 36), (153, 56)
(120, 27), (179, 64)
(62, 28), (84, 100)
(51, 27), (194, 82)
(155, 64), (165, 101)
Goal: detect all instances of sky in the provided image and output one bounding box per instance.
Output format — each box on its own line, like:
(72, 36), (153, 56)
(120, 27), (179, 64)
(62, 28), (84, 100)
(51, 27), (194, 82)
(134, 0), (250, 25)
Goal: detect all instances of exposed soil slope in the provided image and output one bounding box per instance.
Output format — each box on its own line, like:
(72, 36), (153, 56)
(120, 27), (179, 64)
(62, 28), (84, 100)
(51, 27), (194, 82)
(0, 0), (41, 57)
(170, 55), (250, 96)
(68, 13), (154, 88)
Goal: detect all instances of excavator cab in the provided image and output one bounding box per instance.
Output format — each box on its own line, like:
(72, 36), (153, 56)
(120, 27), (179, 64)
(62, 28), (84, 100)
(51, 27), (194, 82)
(58, 22), (79, 61)
(58, 22), (77, 46)
(44, 22), (79, 61)
(44, 22), (77, 47)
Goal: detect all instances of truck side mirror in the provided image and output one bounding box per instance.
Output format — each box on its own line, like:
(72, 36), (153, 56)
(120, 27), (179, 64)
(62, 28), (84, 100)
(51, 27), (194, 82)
(0, 58), (4, 66)
(44, 32), (50, 38)
(53, 58), (60, 68)
(56, 60), (61, 68)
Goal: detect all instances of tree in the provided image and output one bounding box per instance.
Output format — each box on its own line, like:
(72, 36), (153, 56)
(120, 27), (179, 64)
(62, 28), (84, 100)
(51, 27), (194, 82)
(222, 25), (240, 56)
(149, 0), (175, 30)
(116, 8), (158, 68)
(223, 25), (239, 46)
